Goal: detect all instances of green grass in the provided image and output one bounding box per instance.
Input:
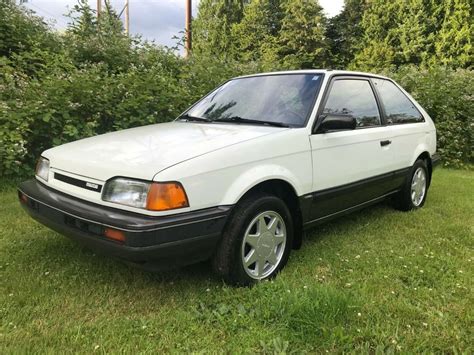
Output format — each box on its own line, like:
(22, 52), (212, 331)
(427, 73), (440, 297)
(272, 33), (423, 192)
(1, 168), (473, 353)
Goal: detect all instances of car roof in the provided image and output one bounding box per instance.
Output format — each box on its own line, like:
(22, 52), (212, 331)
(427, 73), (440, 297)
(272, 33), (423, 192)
(234, 69), (391, 81)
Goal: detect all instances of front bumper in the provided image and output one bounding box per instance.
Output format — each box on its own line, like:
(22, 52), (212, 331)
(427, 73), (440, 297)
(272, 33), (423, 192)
(18, 179), (231, 269)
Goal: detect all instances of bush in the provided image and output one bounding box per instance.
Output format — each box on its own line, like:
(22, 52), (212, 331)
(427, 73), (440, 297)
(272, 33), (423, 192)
(0, 58), (31, 177)
(0, 52), (250, 177)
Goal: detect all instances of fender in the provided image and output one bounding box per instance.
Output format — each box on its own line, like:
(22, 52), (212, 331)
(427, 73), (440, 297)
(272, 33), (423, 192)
(220, 164), (303, 205)
(410, 142), (435, 166)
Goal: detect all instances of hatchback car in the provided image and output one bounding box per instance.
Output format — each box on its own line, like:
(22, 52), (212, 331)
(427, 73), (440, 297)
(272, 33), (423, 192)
(19, 70), (440, 285)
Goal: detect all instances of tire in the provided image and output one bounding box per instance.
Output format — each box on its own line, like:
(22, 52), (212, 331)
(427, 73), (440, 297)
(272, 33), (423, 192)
(212, 193), (293, 286)
(394, 159), (429, 211)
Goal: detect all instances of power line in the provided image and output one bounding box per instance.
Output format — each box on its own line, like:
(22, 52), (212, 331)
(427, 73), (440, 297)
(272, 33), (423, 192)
(25, 3), (70, 28)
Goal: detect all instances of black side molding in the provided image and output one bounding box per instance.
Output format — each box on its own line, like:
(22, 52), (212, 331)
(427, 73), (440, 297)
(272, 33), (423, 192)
(301, 167), (409, 225)
(431, 153), (441, 169)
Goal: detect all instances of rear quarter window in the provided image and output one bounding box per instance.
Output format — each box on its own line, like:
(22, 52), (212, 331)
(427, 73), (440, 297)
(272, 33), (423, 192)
(372, 79), (424, 124)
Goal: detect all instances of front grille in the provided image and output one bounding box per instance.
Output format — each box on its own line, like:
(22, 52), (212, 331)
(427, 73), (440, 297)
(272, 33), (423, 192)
(54, 173), (103, 193)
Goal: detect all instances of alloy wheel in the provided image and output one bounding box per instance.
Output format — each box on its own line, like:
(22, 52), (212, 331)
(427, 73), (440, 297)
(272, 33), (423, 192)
(241, 211), (287, 280)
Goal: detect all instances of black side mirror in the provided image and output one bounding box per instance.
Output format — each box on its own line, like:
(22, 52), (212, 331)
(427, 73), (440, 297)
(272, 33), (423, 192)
(317, 113), (357, 133)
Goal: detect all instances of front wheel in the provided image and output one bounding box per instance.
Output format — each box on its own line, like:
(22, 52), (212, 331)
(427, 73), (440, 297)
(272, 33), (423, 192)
(212, 193), (293, 286)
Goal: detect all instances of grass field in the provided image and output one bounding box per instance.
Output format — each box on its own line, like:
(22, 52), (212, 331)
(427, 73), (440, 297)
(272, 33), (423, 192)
(1, 168), (473, 353)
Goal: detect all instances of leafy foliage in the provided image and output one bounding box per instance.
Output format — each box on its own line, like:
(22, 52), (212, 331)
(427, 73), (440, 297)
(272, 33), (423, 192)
(231, 0), (285, 65)
(433, 0), (473, 68)
(271, 0), (328, 69)
(192, 0), (245, 59)
(0, 0), (473, 177)
(351, 0), (473, 70)
(0, 0), (60, 59)
(0, 1), (252, 177)
(325, 0), (366, 69)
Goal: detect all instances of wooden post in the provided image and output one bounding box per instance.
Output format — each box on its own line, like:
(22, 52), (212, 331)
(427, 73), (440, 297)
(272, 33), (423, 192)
(125, 0), (129, 35)
(97, 0), (102, 20)
(185, 0), (192, 57)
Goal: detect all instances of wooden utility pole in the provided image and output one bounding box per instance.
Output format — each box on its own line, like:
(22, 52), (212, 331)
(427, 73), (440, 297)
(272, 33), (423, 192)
(185, 0), (192, 57)
(124, 0), (129, 35)
(97, 0), (102, 20)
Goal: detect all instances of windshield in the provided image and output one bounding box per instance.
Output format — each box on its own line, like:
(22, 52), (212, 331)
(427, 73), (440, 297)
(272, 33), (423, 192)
(184, 74), (323, 127)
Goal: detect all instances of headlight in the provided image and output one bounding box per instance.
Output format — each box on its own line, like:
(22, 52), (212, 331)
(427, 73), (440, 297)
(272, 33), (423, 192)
(102, 178), (189, 211)
(35, 157), (50, 181)
(102, 178), (150, 209)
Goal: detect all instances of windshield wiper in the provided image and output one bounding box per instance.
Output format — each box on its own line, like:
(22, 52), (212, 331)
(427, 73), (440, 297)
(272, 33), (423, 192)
(214, 116), (289, 128)
(177, 113), (211, 123)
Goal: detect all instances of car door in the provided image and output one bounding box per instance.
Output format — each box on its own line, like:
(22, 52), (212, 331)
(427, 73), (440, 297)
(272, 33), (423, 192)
(307, 76), (396, 222)
(371, 78), (429, 171)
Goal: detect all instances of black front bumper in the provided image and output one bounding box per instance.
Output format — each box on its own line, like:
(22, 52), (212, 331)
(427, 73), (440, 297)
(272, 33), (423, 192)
(18, 179), (232, 269)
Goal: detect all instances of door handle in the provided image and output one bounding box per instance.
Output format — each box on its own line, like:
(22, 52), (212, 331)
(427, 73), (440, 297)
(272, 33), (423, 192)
(380, 140), (392, 147)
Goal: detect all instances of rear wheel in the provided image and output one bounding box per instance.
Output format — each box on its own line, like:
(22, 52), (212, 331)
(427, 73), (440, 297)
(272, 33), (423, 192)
(394, 159), (429, 211)
(212, 193), (293, 286)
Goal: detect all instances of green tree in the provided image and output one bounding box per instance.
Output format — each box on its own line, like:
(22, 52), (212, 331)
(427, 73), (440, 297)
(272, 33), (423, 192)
(192, 0), (246, 59)
(268, 0), (328, 70)
(326, 0), (366, 69)
(231, 0), (285, 63)
(393, 0), (432, 66)
(433, 0), (473, 68)
(351, 0), (405, 70)
(351, 0), (473, 70)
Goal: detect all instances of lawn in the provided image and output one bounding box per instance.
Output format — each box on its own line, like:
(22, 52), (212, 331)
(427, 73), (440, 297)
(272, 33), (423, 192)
(1, 168), (472, 353)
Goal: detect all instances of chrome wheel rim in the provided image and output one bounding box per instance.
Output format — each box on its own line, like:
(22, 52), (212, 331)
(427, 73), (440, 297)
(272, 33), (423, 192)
(411, 167), (427, 206)
(241, 211), (287, 280)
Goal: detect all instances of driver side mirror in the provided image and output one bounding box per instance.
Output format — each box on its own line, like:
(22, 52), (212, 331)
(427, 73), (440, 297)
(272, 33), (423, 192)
(316, 113), (357, 133)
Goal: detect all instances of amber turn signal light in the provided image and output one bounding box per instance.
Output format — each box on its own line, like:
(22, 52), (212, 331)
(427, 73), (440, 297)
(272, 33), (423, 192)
(146, 182), (189, 211)
(104, 228), (126, 243)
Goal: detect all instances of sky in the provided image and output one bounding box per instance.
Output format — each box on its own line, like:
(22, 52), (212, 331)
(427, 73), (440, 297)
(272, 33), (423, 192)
(23, 0), (344, 48)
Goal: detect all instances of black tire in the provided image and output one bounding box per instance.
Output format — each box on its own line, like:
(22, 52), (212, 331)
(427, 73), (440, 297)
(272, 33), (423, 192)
(394, 159), (429, 211)
(212, 193), (293, 286)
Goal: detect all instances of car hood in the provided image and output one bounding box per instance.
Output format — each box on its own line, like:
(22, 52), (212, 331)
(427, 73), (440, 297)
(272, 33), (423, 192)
(43, 121), (287, 181)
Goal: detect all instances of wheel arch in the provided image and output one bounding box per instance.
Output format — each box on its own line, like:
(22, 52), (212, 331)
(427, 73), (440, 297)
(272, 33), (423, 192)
(414, 151), (433, 187)
(233, 178), (304, 250)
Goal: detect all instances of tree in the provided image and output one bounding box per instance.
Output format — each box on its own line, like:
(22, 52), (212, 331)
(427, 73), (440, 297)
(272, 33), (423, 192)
(326, 0), (366, 69)
(351, 0), (473, 71)
(350, 0), (403, 70)
(192, 0), (246, 59)
(393, 0), (432, 66)
(269, 0), (328, 69)
(433, 0), (473, 68)
(231, 0), (285, 63)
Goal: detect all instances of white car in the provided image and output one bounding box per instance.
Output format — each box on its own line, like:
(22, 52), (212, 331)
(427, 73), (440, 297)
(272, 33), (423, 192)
(19, 70), (440, 285)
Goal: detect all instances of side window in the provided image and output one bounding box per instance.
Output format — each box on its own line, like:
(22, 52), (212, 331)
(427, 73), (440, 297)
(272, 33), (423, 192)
(323, 79), (381, 128)
(372, 79), (424, 124)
